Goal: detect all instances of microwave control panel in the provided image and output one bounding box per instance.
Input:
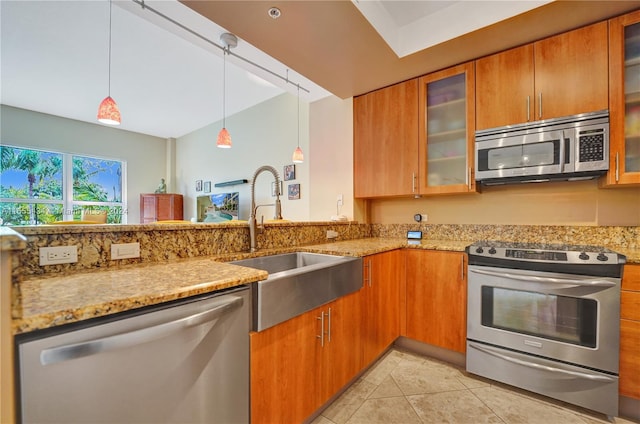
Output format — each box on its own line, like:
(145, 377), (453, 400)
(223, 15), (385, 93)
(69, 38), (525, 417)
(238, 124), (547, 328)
(578, 128), (605, 163)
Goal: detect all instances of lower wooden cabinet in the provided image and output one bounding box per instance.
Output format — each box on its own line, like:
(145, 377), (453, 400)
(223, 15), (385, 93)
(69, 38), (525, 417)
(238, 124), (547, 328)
(250, 291), (361, 424)
(404, 249), (467, 353)
(620, 264), (640, 399)
(361, 250), (404, 365)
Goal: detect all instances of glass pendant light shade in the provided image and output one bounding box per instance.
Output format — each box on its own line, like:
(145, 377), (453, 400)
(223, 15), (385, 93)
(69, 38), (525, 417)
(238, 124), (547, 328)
(292, 146), (304, 163)
(97, 96), (121, 125)
(217, 127), (232, 148)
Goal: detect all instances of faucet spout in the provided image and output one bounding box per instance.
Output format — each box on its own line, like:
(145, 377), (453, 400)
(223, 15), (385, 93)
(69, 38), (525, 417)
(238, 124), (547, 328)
(249, 165), (283, 252)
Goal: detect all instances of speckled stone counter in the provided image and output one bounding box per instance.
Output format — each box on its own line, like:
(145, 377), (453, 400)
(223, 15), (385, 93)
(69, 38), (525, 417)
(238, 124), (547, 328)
(12, 257), (267, 334)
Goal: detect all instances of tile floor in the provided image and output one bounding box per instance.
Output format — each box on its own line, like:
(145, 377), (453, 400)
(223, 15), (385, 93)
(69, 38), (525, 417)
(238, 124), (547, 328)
(312, 348), (638, 424)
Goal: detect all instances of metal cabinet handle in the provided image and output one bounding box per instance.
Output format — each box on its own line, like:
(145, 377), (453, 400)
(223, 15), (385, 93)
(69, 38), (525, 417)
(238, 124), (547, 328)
(470, 268), (616, 287)
(317, 311), (325, 347)
(538, 92), (542, 119)
(615, 152), (619, 182)
(468, 342), (616, 382)
(526, 96), (530, 121)
(326, 308), (332, 343)
(412, 172), (417, 193)
(40, 295), (244, 366)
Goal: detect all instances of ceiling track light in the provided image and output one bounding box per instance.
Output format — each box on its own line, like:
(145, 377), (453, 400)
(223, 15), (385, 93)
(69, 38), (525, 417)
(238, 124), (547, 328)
(97, 0), (121, 125)
(217, 32), (237, 149)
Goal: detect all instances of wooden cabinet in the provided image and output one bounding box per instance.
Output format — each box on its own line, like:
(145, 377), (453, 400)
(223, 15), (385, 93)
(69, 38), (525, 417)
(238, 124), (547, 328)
(250, 291), (362, 424)
(605, 10), (640, 186)
(404, 250), (467, 353)
(361, 250), (404, 365)
(620, 264), (640, 399)
(139, 193), (183, 223)
(354, 79), (419, 198)
(476, 21), (608, 130)
(418, 62), (476, 195)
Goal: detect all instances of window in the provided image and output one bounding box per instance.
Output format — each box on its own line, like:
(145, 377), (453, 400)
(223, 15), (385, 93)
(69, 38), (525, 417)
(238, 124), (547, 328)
(0, 145), (126, 225)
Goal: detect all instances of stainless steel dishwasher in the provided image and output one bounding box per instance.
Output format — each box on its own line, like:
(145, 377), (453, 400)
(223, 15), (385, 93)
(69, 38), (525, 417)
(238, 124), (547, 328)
(16, 285), (250, 424)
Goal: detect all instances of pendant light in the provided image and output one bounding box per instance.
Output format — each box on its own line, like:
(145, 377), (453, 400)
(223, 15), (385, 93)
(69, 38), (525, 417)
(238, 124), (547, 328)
(217, 33), (237, 148)
(97, 0), (121, 125)
(292, 84), (304, 163)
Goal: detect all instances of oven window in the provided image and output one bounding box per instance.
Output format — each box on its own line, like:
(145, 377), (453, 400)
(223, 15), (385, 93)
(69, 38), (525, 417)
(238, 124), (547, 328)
(481, 287), (597, 348)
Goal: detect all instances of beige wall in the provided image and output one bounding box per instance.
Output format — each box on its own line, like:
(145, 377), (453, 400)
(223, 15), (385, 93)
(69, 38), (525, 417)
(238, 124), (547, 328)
(369, 179), (640, 226)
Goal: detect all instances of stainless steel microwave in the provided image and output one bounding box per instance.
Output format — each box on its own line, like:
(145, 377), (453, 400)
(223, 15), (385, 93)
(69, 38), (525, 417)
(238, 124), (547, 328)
(474, 111), (609, 185)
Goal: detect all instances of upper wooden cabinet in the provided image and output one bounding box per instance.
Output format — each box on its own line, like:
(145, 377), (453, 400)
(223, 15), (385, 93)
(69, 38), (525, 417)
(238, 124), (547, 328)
(605, 9), (640, 186)
(354, 79), (419, 198)
(418, 62), (477, 195)
(139, 193), (183, 224)
(476, 21), (609, 130)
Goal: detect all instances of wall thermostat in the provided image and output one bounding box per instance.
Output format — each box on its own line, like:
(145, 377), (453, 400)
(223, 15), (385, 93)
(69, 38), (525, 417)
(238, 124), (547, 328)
(407, 231), (422, 240)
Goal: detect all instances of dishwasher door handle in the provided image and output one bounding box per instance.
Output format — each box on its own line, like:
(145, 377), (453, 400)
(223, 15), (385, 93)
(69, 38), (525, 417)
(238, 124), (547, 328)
(40, 294), (244, 366)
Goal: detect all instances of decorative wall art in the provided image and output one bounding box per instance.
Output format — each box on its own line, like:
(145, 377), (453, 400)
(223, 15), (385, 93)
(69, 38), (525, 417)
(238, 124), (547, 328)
(284, 164), (295, 181)
(196, 180), (203, 192)
(204, 181), (211, 193)
(288, 183), (300, 200)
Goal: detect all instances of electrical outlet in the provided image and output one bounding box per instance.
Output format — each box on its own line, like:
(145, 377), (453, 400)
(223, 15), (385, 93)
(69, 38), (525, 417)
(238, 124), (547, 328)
(39, 246), (78, 266)
(111, 242), (140, 260)
(327, 230), (339, 239)
(421, 214), (428, 222)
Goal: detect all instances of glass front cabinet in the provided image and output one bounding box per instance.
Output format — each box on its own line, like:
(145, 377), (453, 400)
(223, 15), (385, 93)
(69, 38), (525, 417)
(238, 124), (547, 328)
(606, 9), (640, 186)
(418, 62), (477, 195)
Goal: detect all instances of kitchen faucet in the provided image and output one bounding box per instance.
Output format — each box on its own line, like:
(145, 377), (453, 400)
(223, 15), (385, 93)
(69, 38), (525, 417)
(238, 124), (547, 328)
(249, 165), (283, 252)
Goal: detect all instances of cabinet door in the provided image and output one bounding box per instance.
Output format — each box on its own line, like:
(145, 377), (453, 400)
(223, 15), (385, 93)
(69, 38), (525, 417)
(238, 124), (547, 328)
(606, 10), (640, 186)
(362, 250), (404, 365)
(418, 62), (476, 195)
(405, 250), (467, 353)
(250, 308), (321, 424)
(319, 291), (362, 404)
(476, 44), (534, 130)
(140, 195), (157, 224)
(620, 264), (640, 400)
(533, 21), (608, 121)
(354, 79), (419, 198)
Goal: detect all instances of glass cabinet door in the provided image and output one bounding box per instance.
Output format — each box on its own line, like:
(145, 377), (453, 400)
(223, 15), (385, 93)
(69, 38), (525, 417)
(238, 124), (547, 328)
(624, 21), (640, 174)
(418, 62), (476, 194)
(607, 10), (640, 186)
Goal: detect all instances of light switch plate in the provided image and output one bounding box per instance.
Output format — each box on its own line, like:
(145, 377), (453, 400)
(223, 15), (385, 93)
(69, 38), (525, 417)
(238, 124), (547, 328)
(111, 242), (140, 260)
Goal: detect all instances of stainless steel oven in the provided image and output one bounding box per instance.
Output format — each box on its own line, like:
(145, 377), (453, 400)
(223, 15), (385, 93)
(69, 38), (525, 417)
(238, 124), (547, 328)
(466, 242), (626, 418)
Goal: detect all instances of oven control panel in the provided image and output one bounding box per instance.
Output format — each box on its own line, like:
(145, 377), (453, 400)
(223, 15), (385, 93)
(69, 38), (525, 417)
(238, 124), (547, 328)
(467, 243), (622, 265)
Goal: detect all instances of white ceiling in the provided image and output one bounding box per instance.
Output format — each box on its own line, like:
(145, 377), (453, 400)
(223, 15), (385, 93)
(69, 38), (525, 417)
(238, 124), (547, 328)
(1, 0), (551, 139)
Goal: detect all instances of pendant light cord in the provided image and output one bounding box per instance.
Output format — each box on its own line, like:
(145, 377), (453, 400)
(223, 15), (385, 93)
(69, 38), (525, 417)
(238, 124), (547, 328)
(107, 0), (113, 96)
(297, 84), (300, 148)
(222, 46), (226, 128)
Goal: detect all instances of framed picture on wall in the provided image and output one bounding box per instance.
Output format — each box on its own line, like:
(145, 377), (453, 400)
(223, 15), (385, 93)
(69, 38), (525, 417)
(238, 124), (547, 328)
(196, 180), (203, 192)
(284, 164), (295, 181)
(288, 183), (300, 200)
(204, 181), (211, 193)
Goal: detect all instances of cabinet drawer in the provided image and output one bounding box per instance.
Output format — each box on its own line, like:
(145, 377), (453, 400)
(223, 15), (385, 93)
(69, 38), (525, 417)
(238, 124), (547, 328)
(622, 265), (640, 292)
(622, 290), (640, 321)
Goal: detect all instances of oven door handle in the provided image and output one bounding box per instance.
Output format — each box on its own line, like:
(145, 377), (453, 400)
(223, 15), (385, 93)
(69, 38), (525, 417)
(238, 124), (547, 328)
(468, 343), (616, 382)
(469, 268), (617, 288)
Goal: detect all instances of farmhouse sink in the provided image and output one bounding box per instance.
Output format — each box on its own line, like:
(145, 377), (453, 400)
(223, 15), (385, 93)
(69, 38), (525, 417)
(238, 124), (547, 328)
(231, 252), (362, 331)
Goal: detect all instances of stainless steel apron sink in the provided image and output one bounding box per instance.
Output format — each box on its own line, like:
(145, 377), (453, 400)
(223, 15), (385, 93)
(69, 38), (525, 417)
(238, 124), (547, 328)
(231, 252), (363, 331)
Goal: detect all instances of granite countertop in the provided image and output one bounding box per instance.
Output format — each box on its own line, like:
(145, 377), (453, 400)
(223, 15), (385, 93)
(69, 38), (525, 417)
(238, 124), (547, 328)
(10, 237), (639, 335)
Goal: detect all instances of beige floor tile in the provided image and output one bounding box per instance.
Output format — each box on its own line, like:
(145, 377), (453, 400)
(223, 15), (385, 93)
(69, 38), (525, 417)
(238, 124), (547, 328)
(344, 396), (422, 424)
(321, 378), (377, 424)
(368, 375), (403, 399)
(471, 385), (594, 424)
(361, 349), (415, 386)
(391, 357), (467, 396)
(310, 415), (337, 424)
(407, 390), (503, 423)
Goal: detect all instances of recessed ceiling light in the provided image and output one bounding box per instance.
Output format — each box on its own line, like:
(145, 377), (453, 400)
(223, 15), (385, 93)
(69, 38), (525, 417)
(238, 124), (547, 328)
(268, 7), (281, 19)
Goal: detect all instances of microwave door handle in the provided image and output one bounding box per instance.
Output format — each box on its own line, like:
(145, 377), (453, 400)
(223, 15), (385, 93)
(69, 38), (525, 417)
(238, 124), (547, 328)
(468, 343), (616, 382)
(469, 268), (616, 288)
(559, 132), (566, 173)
